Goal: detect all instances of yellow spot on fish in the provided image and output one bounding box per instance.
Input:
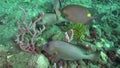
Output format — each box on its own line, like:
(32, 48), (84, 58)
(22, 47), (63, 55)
(87, 13), (91, 17)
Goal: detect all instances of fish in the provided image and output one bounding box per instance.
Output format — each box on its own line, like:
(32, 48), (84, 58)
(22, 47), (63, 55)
(61, 5), (94, 24)
(42, 41), (99, 61)
(40, 13), (61, 25)
(40, 13), (66, 25)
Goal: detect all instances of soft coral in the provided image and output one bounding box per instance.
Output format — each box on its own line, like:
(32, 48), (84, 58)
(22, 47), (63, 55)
(15, 7), (45, 53)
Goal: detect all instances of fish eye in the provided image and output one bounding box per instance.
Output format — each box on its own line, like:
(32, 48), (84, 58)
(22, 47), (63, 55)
(87, 13), (91, 17)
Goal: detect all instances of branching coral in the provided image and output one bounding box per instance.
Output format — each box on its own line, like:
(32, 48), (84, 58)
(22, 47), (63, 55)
(15, 7), (45, 53)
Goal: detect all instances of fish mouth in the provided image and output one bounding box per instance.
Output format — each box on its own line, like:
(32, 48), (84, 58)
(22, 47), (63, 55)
(42, 45), (47, 51)
(61, 13), (68, 19)
(41, 45), (48, 54)
(42, 43), (49, 52)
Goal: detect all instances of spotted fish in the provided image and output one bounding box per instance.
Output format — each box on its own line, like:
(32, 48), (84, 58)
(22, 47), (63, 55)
(62, 5), (94, 24)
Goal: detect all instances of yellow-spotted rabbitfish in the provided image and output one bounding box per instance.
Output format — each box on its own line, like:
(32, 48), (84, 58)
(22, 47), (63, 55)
(62, 5), (94, 24)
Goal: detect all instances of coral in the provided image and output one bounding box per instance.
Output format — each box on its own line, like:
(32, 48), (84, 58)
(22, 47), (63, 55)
(100, 51), (108, 63)
(64, 29), (74, 42)
(61, 23), (88, 41)
(61, 0), (92, 8)
(68, 23), (87, 40)
(89, 25), (102, 39)
(88, 63), (100, 68)
(42, 25), (63, 41)
(15, 7), (45, 53)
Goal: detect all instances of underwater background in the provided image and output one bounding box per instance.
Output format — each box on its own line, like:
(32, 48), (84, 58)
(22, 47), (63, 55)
(0, 0), (120, 68)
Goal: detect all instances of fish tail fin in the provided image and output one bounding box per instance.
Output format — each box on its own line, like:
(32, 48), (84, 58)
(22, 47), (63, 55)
(92, 13), (106, 23)
(88, 51), (100, 60)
